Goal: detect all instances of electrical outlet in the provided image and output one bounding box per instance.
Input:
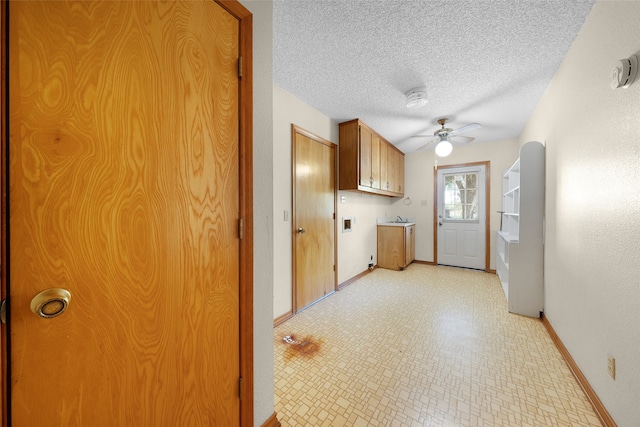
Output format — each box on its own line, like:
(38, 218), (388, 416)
(607, 355), (616, 380)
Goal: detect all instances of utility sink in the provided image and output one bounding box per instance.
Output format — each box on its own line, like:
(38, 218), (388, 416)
(378, 217), (415, 226)
(380, 221), (415, 227)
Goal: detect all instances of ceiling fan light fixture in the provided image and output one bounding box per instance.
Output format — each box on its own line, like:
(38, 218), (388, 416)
(435, 140), (453, 157)
(405, 88), (428, 108)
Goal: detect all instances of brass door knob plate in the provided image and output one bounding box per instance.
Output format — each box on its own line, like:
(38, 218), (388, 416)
(30, 288), (72, 318)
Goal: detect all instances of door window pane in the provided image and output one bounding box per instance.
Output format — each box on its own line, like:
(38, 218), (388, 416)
(443, 172), (479, 220)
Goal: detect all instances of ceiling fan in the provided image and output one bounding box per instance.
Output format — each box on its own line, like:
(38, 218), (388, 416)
(413, 118), (481, 156)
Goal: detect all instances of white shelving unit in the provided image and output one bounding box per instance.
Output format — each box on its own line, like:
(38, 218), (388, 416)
(496, 141), (544, 318)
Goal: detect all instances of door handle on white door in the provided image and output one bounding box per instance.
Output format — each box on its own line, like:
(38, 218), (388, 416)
(438, 222), (443, 226)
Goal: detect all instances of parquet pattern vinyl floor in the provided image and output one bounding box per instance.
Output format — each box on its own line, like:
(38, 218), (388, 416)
(274, 264), (601, 426)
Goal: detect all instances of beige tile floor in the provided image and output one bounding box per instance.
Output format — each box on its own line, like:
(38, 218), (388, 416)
(274, 264), (602, 426)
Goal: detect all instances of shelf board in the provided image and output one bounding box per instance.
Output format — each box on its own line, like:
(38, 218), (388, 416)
(503, 186), (520, 196)
(503, 159), (520, 177)
(497, 231), (519, 243)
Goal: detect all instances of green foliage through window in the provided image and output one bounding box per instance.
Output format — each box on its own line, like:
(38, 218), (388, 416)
(444, 173), (478, 220)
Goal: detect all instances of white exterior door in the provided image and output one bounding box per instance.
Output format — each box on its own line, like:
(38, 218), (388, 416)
(436, 165), (487, 270)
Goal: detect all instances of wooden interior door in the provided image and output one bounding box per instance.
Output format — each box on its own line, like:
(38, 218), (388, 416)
(292, 125), (336, 312)
(7, 1), (251, 425)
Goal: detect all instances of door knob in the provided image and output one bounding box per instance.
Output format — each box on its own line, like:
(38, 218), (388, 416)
(30, 288), (72, 318)
(297, 227), (306, 234)
(438, 222), (443, 226)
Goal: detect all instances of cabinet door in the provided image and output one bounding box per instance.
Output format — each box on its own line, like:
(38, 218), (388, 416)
(379, 140), (388, 191)
(404, 226), (411, 266)
(359, 126), (373, 188)
(384, 147), (404, 195)
(377, 226), (403, 270)
(386, 145), (396, 193)
(371, 134), (381, 189)
(395, 150), (405, 194)
(409, 225), (415, 264)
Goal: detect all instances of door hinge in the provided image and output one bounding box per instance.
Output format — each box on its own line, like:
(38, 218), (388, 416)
(238, 218), (244, 240)
(0, 300), (7, 324)
(239, 377), (244, 400)
(238, 57), (243, 78)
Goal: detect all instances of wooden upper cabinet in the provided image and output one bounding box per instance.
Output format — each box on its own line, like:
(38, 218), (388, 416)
(379, 141), (388, 191)
(339, 119), (404, 197)
(394, 148), (404, 193)
(371, 134), (381, 189)
(386, 144), (396, 193)
(359, 125), (373, 188)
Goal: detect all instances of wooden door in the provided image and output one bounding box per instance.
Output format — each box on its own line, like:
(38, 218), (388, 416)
(7, 1), (252, 425)
(292, 125), (336, 312)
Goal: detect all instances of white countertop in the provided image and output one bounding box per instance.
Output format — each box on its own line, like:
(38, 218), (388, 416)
(377, 222), (415, 227)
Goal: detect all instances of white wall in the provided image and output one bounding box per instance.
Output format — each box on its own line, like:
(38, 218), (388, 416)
(519, 1), (640, 424)
(397, 140), (519, 269)
(238, 1), (274, 426)
(337, 190), (389, 283)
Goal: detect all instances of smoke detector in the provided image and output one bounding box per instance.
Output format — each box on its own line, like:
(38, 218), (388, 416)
(610, 54), (638, 89)
(406, 87), (428, 108)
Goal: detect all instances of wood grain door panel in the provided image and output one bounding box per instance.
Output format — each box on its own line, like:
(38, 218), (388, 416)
(293, 126), (336, 312)
(359, 126), (372, 188)
(8, 1), (243, 424)
(379, 138), (388, 191)
(371, 134), (381, 189)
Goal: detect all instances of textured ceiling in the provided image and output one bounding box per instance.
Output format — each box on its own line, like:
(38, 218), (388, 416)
(273, 0), (596, 153)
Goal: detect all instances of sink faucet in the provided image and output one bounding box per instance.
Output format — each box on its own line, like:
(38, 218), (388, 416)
(396, 216), (404, 222)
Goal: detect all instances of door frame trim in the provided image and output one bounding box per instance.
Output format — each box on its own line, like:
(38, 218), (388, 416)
(1, 1), (7, 424)
(433, 161), (490, 272)
(291, 124), (338, 314)
(218, 2), (254, 425)
(1, 1), (254, 426)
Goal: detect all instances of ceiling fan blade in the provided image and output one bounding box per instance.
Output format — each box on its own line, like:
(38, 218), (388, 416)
(415, 138), (438, 151)
(450, 135), (475, 144)
(450, 122), (481, 136)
